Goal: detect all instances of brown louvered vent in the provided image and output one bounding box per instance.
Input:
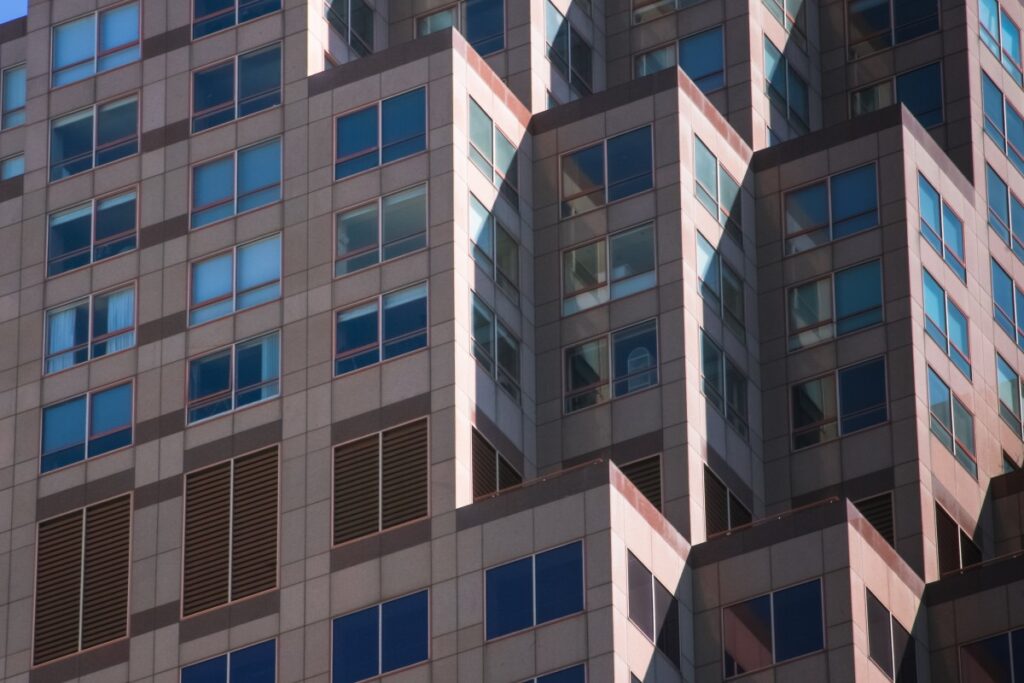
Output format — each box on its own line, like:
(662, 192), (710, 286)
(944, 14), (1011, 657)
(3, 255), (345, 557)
(34, 511), (83, 665)
(381, 419), (429, 529)
(183, 462), (231, 616)
(80, 496), (131, 649)
(855, 493), (894, 546)
(34, 495), (131, 665)
(704, 467), (729, 537)
(231, 448), (278, 602)
(621, 456), (662, 511)
(473, 429), (497, 498)
(497, 455), (522, 490)
(728, 493), (752, 528)
(334, 434), (381, 544)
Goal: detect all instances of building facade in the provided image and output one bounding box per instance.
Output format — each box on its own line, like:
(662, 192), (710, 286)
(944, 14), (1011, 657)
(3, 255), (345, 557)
(0, 0), (1023, 681)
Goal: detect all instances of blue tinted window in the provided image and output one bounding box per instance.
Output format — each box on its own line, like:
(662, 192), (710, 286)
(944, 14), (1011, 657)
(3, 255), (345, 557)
(838, 357), (887, 433)
(679, 27), (725, 92)
(41, 396), (87, 472)
(332, 606), (378, 683)
(537, 664), (586, 683)
(834, 260), (882, 335)
(188, 348), (232, 422)
(230, 640), (275, 683)
(382, 284), (428, 359)
(382, 89), (426, 164)
(381, 591), (429, 673)
(192, 139), (281, 227)
(535, 541), (584, 624)
(235, 333), (280, 408)
(772, 580), (823, 662)
(336, 301), (380, 374)
(987, 164), (1011, 244)
(607, 126), (653, 202)
(89, 384), (133, 457)
(336, 105), (378, 179)
(830, 165), (878, 238)
(486, 556), (533, 639)
(983, 71), (1007, 149)
(50, 109), (95, 180)
(993, 258), (1016, 339)
(192, 156), (235, 228)
(182, 655), (228, 683)
(237, 139), (282, 213)
(896, 63), (943, 127)
(194, 0), (280, 38)
(464, 0), (505, 55)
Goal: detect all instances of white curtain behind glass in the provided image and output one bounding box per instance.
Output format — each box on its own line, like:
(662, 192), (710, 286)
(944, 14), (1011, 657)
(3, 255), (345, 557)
(104, 288), (135, 353)
(46, 308), (78, 373)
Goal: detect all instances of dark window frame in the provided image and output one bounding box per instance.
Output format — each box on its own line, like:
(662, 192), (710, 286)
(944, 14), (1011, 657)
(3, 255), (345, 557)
(191, 42), (283, 133)
(46, 188), (138, 278)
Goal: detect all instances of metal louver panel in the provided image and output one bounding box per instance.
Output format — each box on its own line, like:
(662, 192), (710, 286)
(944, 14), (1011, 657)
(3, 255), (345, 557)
(728, 493), (752, 528)
(334, 434), (381, 544)
(472, 429), (497, 498)
(497, 454), (522, 491)
(621, 456), (662, 511)
(80, 495), (131, 650)
(183, 462), (231, 616)
(231, 448), (279, 601)
(704, 467), (729, 537)
(33, 511), (83, 665)
(381, 419), (429, 529)
(855, 493), (894, 546)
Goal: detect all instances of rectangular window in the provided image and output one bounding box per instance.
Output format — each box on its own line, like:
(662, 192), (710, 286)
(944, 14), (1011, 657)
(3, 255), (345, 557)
(546, 1), (593, 97)
(194, 0), (281, 39)
(190, 234), (282, 325)
(627, 553), (680, 666)
(469, 194), (520, 300)
(45, 285), (136, 374)
(696, 233), (745, 337)
(181, 640), (276, 683)
(52, 3), (140, 86)
(723, 579), (823, 677)
(632, 0), (678, 24)
(784, 164), (878, 254)
(462, 0), (505, 55)
(336, 184), (427, 276)
(561, 126), (653, 217)
(485, 541), (584, 639)
(704, 466), (752, 537)
(1, 64), (26, 128)
(332, 591), (429, 683)
(335, 283), (428, 375)
(182, 448), (279, 616)
(764, 0), (807, 42)
(986, 163), (1024, 264)
(695, 136), (744, 245)
(47, 190), (137, 276)
(191, 137), (282, 228)
(50, 96), (138, 181)
(564, 320), (658, 413)
(192, 43), (282, 133)
(763, 37), (809, 132)
(700, 332), (748, 438)
(980, 0), (1024, 85)
(187, 332), (281, 423)
(335, 88), (426, 180)
(470, 295), (520, 401)
(563, 223), (656, 315)
(786, 261), (883, 350)
(982, 72), (1024, 179)
(792, 357), (887, 449)
(927, 367), (977, 477)
(936, 505), (982, 575)
(468, 98), (520, 207)
(41, 383), (133, 473)
(847, 0), (938, 59)
(0, 154), (23, 179)
(866, 591), (917, 682)
(333, 419), (429, 544)
(922, 270), (971, 379)
(325, 0), (374, 56)
(33, 496), (131, 665)
(472, 428), (522, 499)
(417, 6), (458, 36)
(634, 44), (674, 78)
(997, 354), (1023, 436)
(918, 173), (967, 281)
(852, 63), (944, 128)
(679, 26), (725, 92)
(991, 257), (1024, 347)
(961, 628), (1024, 683)
(529, 665), (587, 683)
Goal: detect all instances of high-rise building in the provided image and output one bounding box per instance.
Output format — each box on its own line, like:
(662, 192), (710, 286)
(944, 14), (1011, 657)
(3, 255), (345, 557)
(1, 0), (1023, 680)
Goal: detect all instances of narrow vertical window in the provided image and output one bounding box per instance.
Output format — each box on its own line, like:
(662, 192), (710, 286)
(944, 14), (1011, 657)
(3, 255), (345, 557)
(1, 64), (26, 129)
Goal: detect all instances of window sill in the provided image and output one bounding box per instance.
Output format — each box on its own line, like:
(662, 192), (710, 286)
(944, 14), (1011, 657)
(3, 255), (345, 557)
(332, 345), (429, 381)
(40, 441), (134, 477)
(190, 197), (283, 232)
(189, 101), (282, 139)
(333, 149), (429, 185)
(559, 187), (655, 223)
(187, 296), (281, 331)
(185, 393), (280, 428)
(563, 381), (661, 417)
